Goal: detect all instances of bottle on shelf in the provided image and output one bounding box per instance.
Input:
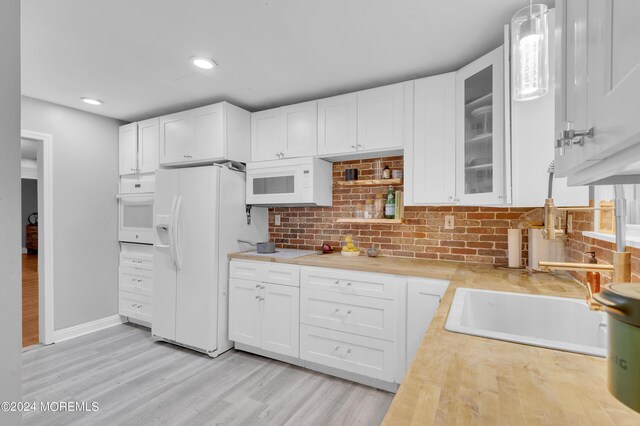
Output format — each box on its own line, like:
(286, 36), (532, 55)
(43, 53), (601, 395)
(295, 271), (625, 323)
(382, 165), (391, 179)
(384, 186), (396, 219)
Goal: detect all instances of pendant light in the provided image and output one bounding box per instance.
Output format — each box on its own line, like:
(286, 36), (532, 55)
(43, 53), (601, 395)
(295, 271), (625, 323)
(511, 1), (549, 101)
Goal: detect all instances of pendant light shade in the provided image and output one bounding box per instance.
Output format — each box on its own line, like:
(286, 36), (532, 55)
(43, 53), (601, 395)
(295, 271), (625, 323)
(511, 3), (549, 101)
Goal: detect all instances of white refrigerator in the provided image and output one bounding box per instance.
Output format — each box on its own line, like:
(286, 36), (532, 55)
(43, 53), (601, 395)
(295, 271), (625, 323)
(152, 165), (267, 357)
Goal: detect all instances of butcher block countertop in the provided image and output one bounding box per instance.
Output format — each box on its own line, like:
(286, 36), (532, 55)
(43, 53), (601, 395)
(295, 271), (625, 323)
(228, 251), (640, 424)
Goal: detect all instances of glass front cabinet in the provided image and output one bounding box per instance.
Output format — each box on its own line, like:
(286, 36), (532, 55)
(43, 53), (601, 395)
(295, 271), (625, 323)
(455, 46), (506, 205)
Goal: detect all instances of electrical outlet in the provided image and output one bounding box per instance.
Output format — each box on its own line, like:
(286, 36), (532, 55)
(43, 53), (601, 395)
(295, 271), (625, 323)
(444, 215), (455, 230)
(275, 214), (281, 226)
(567, 213), (573, 233)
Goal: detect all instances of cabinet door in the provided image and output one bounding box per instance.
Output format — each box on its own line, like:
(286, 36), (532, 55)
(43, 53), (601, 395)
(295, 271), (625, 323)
(456, 46), (505, 205)
(407, 73), (456, 205)
(261, 283), (299, 357)
(137, 118), (159, 174)
(357, 83), (404, 152)
(585, 1), (640, 163)
(251, 109), (283, 162)
(406, 280), (445, 367)
(159, 111), (194, 165)
(317, 93), (358, 156)
(119, 123), (138, 175)
(192, 103), (225, 162)
(282, 101), (317, 158)
(229, 278), (261, 347)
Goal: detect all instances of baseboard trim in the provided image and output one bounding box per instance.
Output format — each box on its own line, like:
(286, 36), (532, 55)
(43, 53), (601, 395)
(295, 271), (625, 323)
(53, 315), (126, 343)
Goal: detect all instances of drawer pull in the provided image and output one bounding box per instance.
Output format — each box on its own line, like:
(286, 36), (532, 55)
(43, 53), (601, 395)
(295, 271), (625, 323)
(334, 280), (339, 285)
(334, 346), (340, 351)
(346, 310), (352, 315)
(137, 279), (143, 283)
(334, 308), (340, 313)
(346, 282), (352, 287)
(346, 348), (351, 354)
(260, 285), (265, 290)
(255, 284), (260, 288)
(255, 295), (260, 299)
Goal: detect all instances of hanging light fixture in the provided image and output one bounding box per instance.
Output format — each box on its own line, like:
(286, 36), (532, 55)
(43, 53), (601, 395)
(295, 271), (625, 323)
(511, 1), (549, 101)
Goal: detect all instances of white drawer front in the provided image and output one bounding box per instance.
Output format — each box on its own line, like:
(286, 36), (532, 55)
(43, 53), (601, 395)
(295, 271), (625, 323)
(263, 263), (300, 287)
(119, 266), (153, 296)
(301, 267), (398, 299)
(301, 289), (395, 341)
(119, 291), (152, 323)
(230, 260), (262, 281)
(120, 243), (154, 270)
(300, 324), (395, 382)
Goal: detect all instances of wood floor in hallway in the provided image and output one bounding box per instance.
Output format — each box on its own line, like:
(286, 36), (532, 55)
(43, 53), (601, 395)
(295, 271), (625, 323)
(22, 324), (393, 426)
(22, 253), (39, 347)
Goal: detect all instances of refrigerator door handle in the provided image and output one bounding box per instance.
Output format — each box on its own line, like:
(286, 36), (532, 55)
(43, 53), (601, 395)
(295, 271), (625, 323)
(168, 195), (178, 268)
(173, 195), (183, 271)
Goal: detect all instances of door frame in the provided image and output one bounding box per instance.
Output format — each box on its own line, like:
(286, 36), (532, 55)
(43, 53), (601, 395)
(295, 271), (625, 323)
(21, 130), (54, 345)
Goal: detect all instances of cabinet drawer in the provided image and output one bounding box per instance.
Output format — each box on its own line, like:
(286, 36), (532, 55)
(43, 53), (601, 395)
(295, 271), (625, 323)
(119, 291), (152, 323)
(300, 324), (395, 382)
(119, 266), (153, 296)
(230, 260), (262, 281)
(301, 267), (398, 299)
(262, 263), (300, 287)
(301, 289), (395, 340)
(120, 243), (154, 270)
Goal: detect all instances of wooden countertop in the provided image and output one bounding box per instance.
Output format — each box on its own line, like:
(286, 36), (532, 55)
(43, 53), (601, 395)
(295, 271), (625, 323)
(228, 252), (640, 424)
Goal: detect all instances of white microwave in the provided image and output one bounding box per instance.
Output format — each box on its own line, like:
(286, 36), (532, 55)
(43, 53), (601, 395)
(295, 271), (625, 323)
(117, 193), (155, 244)
(246, 157), (333, 206)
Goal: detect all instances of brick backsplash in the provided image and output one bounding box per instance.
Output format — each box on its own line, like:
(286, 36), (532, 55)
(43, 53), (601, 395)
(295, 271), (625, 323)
(565, 209), (640, 284)
(269, 156), (536, 266)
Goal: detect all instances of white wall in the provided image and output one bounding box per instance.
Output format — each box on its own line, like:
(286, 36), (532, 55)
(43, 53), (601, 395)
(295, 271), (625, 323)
(21, 96), (122, 330)
(0, 0), (22, 423)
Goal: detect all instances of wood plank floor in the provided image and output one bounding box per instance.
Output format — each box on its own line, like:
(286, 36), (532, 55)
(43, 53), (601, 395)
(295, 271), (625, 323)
(22, 253), (39, 347)
(22, 324), (393, 425)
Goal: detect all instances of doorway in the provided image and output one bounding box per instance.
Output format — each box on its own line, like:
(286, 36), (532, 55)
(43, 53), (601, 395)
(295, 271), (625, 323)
(20, 130), (54, 346)
(20, 140), (39, 346)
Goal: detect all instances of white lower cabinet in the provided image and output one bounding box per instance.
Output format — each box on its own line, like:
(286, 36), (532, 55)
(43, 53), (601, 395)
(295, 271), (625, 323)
(406, 278), (449, 367)
(229, 274), (300, 358)
(119, 243), (154, 325)
(300, 324), (396, 382)
(228, 260), (449, 390)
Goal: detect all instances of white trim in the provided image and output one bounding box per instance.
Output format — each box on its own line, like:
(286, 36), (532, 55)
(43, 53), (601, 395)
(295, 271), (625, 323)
(582, 231), (640, 249)
(53, 315), (126, 343)
(21, 130), (55, 345)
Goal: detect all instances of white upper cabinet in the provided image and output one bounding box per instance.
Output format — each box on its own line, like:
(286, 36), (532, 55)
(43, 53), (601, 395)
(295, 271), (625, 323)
(251, 101), (317, 162)
(137, 118), (159, 174)
(509, 10), (588, 207)
(282, 101), (318, 158)
(251, 109), (283, 162)
(455, 46), (506, 205)
(555, 0), (640, 185)
(356, 83), (405, 153)
(317, 93), (358, 156)
(159, 102), (250, 166)
(406, 73), (456, 206)
(119, 123), (138, 175)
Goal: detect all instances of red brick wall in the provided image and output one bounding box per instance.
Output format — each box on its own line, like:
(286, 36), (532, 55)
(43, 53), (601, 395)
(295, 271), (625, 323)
(565, 209), (640, 283)
(269, 156), (535, 266)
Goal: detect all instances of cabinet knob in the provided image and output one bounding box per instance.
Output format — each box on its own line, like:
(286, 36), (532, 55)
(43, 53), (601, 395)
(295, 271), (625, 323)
(351, 145), (356, 149)
(280, 152), (284, 158)
(334, 346), (340, 351)
(334, 307), (340, 313)
(357, 144), (363, 149)
(346, 282), (352, 287)
(347, 310), (352, 315)
(255, 284), (260, 288)
(334, 280), (339, 285)
(255, 295), (260, 299)
(346, 348), (351, 354)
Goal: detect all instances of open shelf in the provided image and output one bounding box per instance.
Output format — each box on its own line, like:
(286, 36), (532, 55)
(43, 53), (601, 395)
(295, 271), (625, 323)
(336, 218), (403, 224)
(465, 163), (493, 170)
(465, 93), (492, 109)
(468, 133), (492, 143)
(335, 178), (403, 187)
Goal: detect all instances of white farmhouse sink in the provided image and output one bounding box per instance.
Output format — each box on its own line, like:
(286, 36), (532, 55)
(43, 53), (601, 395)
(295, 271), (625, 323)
(445, 288), (608, 357)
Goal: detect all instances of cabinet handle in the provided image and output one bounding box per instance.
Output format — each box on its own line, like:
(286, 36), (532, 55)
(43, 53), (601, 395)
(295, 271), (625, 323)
(346, 348), (351, 354)
(255, 295), (260, 299)
(453, 198), (460, 202)
(350, 145), (356, 149)
(357, 144), (363, 149)
(346, 310), (352, 315)
(255, 284), (260, 288)
(346, 282), (352, 287)
(137, 279), (143, 283)
(259, 297), (265, 301)
(334, 346), (340, 351)
(334, 308), (340, 313)
(276, 153), (280, 159)
(260, 285), (265, 290)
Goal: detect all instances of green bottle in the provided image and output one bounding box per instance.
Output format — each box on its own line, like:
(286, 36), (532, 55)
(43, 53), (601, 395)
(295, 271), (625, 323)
(384, 186), (395, 219)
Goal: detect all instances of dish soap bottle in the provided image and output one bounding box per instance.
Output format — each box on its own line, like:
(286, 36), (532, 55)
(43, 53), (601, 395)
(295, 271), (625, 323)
(585, 251), (601, 294)
(384, 186), (395, 219)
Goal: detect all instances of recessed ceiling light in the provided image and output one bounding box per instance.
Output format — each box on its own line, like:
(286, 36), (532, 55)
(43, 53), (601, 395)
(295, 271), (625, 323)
(191, 57), (217, 70)
(81, 97), (103, 106)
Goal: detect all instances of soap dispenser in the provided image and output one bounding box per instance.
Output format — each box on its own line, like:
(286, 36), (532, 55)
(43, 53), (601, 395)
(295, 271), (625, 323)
(585, 251), (601, 294)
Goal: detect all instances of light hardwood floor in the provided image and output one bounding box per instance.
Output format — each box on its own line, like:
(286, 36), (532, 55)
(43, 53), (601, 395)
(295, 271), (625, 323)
(22, 253), (39, 347)
(22, 324), (393, 425)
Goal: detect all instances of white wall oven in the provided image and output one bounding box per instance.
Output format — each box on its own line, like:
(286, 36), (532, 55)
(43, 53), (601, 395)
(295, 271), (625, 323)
(118, 193), (155, 244)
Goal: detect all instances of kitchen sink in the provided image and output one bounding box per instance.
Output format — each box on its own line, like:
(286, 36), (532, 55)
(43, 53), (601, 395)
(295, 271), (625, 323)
(445, 288), (607, 357)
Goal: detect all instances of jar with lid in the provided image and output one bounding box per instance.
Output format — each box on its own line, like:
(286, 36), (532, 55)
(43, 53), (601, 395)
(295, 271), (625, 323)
(353, 203), (365, 219)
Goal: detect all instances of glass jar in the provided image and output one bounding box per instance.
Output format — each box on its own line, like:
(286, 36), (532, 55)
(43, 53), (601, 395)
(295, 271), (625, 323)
(364, 199), (374, 219)
(374, 194), (385, 219)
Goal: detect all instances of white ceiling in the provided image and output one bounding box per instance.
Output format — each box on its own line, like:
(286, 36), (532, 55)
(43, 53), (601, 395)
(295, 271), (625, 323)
(21, 0), (554, 122)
